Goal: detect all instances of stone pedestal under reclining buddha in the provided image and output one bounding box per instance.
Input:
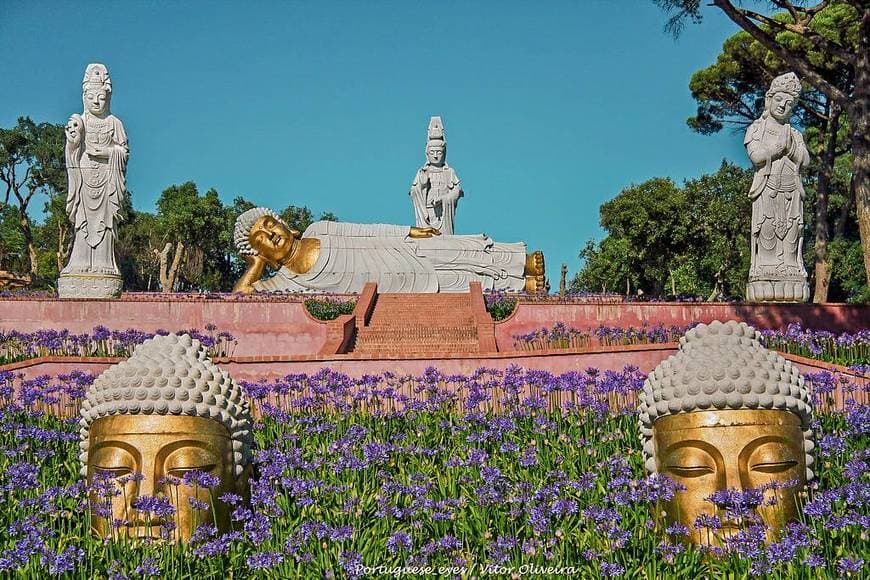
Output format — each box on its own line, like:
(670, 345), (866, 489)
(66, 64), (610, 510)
(233, 116), (545, 294)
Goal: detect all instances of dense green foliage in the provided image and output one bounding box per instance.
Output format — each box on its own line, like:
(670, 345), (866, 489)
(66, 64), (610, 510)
(304, 298), (357, 321)
(483, 291), (518, 321)
(653, 0), (870, 293)
(0, 117), (337, 292)
(0, 117), (66, 276)
(573, 163), (755, 300)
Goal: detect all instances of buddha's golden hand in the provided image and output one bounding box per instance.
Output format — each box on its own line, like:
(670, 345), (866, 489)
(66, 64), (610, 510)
(233, 254), (271, 294)
(409, 226), (441, 238)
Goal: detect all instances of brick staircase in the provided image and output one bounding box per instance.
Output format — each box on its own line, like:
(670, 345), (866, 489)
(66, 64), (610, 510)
(332, 282), (496, 356)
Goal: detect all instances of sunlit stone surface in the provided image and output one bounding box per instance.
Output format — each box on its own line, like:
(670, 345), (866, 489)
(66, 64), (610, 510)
(58, 63), (129, 299)
(409, 116), (463, 235)
(745, 72), (810, 302)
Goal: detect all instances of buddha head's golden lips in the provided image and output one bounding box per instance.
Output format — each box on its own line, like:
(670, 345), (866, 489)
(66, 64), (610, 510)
(638, 320), (814, 545)
(79, 334), (253, 542)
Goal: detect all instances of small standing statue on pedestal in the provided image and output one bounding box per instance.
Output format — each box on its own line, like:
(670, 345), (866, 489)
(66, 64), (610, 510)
(745, 72), (810, 302)
(409, 117), (463, 235)
(58, 63), (128, 298)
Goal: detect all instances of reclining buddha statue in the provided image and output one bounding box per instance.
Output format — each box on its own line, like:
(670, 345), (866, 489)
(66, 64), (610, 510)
(232, 207), (545, 294)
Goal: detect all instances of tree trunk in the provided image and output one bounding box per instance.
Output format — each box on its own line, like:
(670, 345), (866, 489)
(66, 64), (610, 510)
(18, 210), (38, 275)
(154, 241), (185, 293)
(55, 221), (69, 274)
(813, 101), (840, 303)
(852, 6), (870, 288)
(167, 241), (184, 292)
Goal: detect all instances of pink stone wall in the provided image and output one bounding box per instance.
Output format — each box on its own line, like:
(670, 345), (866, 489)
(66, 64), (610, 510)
(0, 297), (329, 356)
(495, 302), (870, 350)
(1, 297), (866, 359)
(2, 346), (675, 383)
(7, 347), (864, 395)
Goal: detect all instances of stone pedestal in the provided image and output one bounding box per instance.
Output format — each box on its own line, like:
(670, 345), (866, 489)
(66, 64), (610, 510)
(58, 272), (123, 299)
(746, 277), (809, 303)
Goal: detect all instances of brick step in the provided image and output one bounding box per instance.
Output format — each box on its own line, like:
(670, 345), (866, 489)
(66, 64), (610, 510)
(367, 310), (475, 326)
(356, 328), (478, 342)
(368, 305), (474, 313)
(376, 293), (471, 300)
(352, 348), (481, 355)
(344, 285), (487, 355)
(366, 317), (476, 327)
(353, 341), (480, 355)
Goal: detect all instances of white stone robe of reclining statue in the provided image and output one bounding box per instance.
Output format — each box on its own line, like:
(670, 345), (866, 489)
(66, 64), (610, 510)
(253, 221), (526, 293)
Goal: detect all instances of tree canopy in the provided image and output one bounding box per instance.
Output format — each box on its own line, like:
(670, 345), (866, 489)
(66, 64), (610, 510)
(684, 6), (861, 302)
(655, 0), (870, 291)
(0, 118), (337, 292)
(575, 163), (751, 300)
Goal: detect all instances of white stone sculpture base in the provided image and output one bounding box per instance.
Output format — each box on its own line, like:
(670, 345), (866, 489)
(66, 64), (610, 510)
(58, 272), (123, 299)
(746, 278), (809, 303)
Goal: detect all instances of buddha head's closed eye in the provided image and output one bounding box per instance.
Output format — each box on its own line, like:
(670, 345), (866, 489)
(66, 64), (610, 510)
(79, 334), (254, 542)
(638, 320), (814, 545)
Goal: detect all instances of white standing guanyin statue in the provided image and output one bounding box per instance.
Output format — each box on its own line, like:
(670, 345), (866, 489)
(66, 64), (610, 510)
(58, 63), (128, 298)
(409, 117), (462, 235)
(232, 208), (546, 294)
(745, 72), (810, 302)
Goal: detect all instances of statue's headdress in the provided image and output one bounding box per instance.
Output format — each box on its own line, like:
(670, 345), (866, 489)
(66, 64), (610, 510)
(638, 320), (815, 480)
(233, 207), (286, 257)
(425, 116), (446, 151)
(79, 334), (254, 477)
(82, 63), (112, 93)
(767, 72), (801, 98)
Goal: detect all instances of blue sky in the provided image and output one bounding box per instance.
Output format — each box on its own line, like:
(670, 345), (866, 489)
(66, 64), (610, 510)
(1, 0), (745, 281)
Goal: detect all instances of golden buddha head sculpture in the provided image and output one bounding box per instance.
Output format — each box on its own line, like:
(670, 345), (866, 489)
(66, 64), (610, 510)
(638, 320), (815, 546)
(234, 207), (299, 266)
(79, 334), (254, 542)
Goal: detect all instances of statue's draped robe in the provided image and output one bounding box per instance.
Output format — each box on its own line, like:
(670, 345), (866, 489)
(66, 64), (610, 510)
(254, 221), (526, 293)
(410, 165), (462, 235)
(64, 112), (128, 274)
(745, 113), (809, 278)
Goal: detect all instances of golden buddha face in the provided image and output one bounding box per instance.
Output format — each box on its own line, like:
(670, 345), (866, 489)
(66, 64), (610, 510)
(248, 215), (300, 265)
(653, 409), (806, 545)
(86, 415), (248, 542)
